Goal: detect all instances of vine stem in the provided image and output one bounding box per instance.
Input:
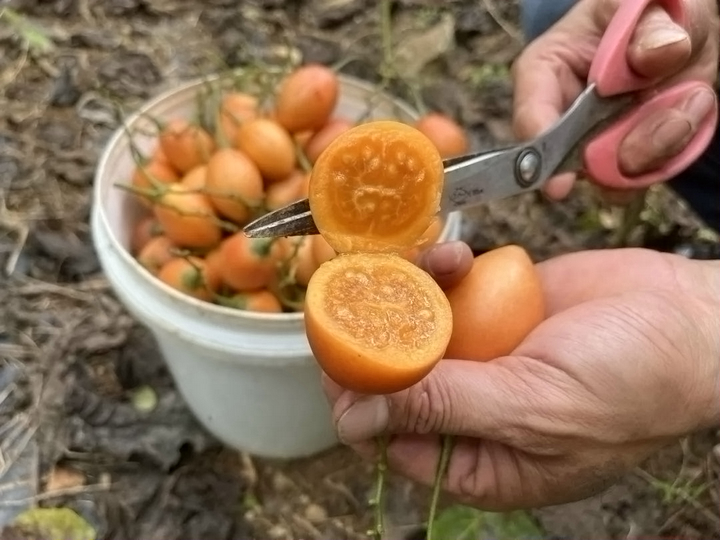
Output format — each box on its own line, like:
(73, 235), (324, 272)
(379, 0), (394, 86)
(368, 434), (389, 540)
(426, 434), (454, 540)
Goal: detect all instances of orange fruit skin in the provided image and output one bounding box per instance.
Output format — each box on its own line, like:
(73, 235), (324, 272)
(205, 148), (265, 224)
(444, 245), (545, 361)
(304, 253), (453, 395)
(414, 113), (469, 158)
(153, 185), (223, 250)
(159, 119), (216, 174)
(137, 235), (175, 275)
(311, 234), (336, 266)
(235, 118), (297, 184)
(265, 170), (307, 211)
(274, 64), (340, 133)
(228, 290), (283, 313)
(219, 233), (286, 292)
(151, 144), (172, 168)
(131, 159), (179, 209)
(157, 256), (215, 302)
(288, 236), (317, 287)
(294, 130), (315, 148)
(132, 159), (179, 192)
(217, 92), (259, 143)
(304, 117), (354, 163)
(309, 120), (444, 255)
(418, 217), (444, 248)
(180, 164), (208, 190)
(399, 218), (445, 260)
(130, 216), (163, 255)
(202, 248), (225, 293)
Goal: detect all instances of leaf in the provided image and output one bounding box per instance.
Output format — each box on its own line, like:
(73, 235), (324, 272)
(0, 8), (55, 54)
(429, 505), (483, 540)
(11, 507), (96, 540)
(393, 13), (456, 79)
(480, 510), (546, 539)
(429, 505), (545, 540)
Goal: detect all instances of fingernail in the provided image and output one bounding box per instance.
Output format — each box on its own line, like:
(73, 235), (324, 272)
(652, 117), (692, 156)
(682, 88), (717, 123)
(427, 242), (463, 276)
(336, 396), (389, 444)
(642, 25), (688, 50)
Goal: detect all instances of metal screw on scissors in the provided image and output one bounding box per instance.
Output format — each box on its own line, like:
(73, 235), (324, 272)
(243, 0), (718, 240)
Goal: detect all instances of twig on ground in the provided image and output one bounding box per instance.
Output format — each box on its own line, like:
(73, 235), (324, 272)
(0, 195), (30, 278)
(0, 481), (112, 507)
(13, 276), (111, 299)
(482, 0), (524, 44)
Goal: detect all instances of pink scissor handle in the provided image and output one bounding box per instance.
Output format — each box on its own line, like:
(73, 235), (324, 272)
(589, 0), (686, 96)
(583, 80), (718, 190)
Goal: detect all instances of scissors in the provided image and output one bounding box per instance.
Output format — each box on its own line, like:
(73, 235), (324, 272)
(243, 0), (718, 239)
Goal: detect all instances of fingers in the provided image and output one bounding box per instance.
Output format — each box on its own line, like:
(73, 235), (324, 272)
(511, 40), (588, 141)
(512, 0), (717, 198)
(414, 241), (474, 289)
(626, 4), (691, 79)
(618, 86), (718, 176)
(324, 359), (528, 444)
(625, 0), (718, 79)
(542, 172), (577, 200)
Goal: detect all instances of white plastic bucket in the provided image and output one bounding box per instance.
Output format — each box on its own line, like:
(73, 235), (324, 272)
(91, 73), (463, 459)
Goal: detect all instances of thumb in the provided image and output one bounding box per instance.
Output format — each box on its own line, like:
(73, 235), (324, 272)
(626, 4), (691, 80)
(326, 359), (523, 444)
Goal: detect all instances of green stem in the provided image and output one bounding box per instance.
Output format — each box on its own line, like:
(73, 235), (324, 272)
(426, 434), (454, 540)
(379, 0), (394, 86)
(368, 434), (389, 540)
(611, 189), (648, 248)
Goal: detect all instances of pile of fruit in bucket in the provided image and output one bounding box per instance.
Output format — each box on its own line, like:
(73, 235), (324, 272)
(116, 63), (471, 314)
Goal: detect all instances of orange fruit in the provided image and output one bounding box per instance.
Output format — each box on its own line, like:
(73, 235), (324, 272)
(158, 118), (216, 174)
(218, 233), (287, 292)
(308, 120), (444, 254)
(444, 245), (545, 360)
(153, 184), (223, 249)
(137, 235), (175, 275)
(217, 92), (258, 143)
(273, 64), (340, 133)
(304, 117), (354, 163)
(305, 253), (452, 394)
(235, 118), (297, 184)
(157, 256), (216, 302)
(414, 113), (469, 158)
(205, 148), (264, 225)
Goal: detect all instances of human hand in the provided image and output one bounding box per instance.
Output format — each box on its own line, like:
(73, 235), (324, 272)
(322, 245), (720, 510)
(512, 0), (719, 201)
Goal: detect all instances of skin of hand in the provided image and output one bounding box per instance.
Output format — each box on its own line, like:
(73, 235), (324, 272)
(512, 0), (720, 202)
(321, 241), (720, 510)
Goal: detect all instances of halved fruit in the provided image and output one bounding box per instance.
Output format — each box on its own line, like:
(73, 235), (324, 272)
(304, 253), (452, 395)
(308, 120), (444, 255)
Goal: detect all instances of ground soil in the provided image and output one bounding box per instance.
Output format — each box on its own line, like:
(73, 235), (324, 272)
(0, 1), (718, 539)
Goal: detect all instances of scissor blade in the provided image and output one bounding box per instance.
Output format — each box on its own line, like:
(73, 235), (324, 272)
(243, 198), (318, 238)
(243, 151), (529, 238)
(439, 148), (532, 212)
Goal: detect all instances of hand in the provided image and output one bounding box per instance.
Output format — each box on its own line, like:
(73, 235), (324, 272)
(512, 0), (719, 201)
(322, 243), (720, 510)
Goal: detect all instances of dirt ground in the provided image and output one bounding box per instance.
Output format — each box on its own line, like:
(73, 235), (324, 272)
(0, 1), (719, 539)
